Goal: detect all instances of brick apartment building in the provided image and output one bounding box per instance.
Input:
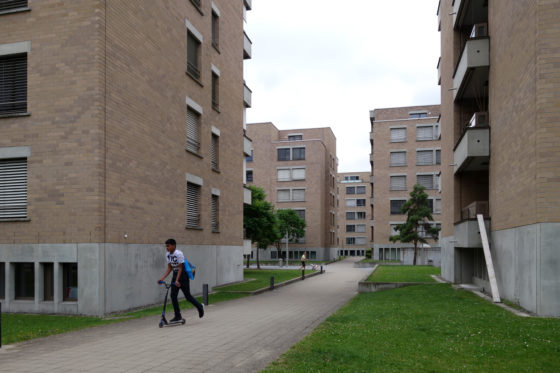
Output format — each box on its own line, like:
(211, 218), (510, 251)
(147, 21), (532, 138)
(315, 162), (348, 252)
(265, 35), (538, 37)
(437, 0), (560, 316)
(245, 123), (339, 261)
(370, 105), (443, 266)
(0, 0), (253, 315)
(336, 172), (373, 257)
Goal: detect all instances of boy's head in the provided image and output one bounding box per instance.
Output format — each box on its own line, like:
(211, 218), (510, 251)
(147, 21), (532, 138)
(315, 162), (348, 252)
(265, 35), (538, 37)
(165, 238), (176, 253)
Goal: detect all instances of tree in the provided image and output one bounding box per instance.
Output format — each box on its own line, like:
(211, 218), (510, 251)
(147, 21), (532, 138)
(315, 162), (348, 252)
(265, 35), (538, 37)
(274, 209), (306, 261)
(389, 184), (440, 265)
(243, 185), (278, 269)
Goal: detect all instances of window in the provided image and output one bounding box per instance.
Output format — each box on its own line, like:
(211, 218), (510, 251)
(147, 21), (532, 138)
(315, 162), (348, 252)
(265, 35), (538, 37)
(417, 124), (438, 141)
(278, 189), (290, 202)
(211, 133), (219, 170)
(346, 237), (366, 245)
(211, 194), (219, 232)
(436, 149), (441, 165)
(190, 0), (201, 8)
(292, 168), (305, 180)
(0, 1), (28, 13)
(346, 186), (355, 194)
(417, 149), (441, 165)
(14, 262), (34, 300)
(277, 188), (305, 202)
(356, 199), (366, 206)
(356, 211), (366, 220)
(390, 199), (406, 214)
(390, 175), (407, 191)
(346, 225), (355, 232)
(246, 150), (253, 162)
(186, 106), (200, 154)
(428, 198), (442, 214)
(344, 175), (359, 181)
(277, 148), (290, 161)
(390, 127), (406, 142)
(211, 9), (219, 49)
(409, 112), (427, 119)
(0, 53), (27, 115)
(417, 174), (438, 190)
(294, 209), (305, 221)
(390, 151), (406, 166)
(43, 263), (53, 301)
(277, 167), (305, 181)
(292, 147), (305, 160)
(0, 158), (28, 219)
(418, 223), (441, 238)
(356, 186), (366, 194)
(246, 170), (253, 182)
(187, 31), (201, 80)
(211, 72), (219, 110)
(292, 189), (305, 201)
(186, 182), (201, 228)
(346, 212), (355, 220)
(63, 263), (77, 301)
(390, 223), (404, 236)
(288, 135), (302, 141)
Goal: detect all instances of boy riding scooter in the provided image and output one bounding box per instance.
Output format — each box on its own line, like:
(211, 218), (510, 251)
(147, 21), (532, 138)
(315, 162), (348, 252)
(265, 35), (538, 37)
(158, 239), (204, 324)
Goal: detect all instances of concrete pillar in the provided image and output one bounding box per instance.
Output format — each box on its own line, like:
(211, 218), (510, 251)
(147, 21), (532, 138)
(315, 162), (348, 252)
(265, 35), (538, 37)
(35, 262), (41, 310)
(54, 262), (61, 313)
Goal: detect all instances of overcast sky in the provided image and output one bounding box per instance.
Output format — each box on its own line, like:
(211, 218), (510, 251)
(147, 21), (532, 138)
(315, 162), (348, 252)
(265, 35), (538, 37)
(244, 0), (441, 173)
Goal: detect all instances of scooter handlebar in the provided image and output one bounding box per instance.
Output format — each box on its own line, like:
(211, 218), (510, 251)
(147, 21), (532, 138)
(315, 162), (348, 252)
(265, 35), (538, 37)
(158, 281), (176, 286)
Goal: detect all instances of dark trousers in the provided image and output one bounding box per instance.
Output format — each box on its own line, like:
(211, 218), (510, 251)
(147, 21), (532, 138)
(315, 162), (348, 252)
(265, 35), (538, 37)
(170, 271), (203, 319)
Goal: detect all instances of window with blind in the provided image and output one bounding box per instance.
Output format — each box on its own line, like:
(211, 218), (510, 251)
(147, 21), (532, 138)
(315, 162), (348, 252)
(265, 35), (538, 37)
(355, 237), (366, 245)
(292, 147), (305, 160)
(346, 186), (355, 194)
(211, 194), (219, 232)
(346, 199), (356, 207)
(292, 189), (305, 201)
(390, 175), (406, 191)
(409, 112), (427, 119)
(211, 134), (219, 170)
(356, 199), (366, 206)
(0, 158), (27, 219)
(246, 170), (253, 182)
(357, 211), (366, 220)
(346, 237), (356, 245)
(436, 149), (441, 165)
(356, 186), (366, 194)
(186, 107), (200, 154)
(291, 168), (305, 180)
(288, 135), (302, 141)
(390, 128), (406, 142)
(346, 212), (355, 220)
(355, 224), (366, 233)
(417, 150), (434, 165)
(390, 199), (406, 215)
(277, 169), (290, 181)
(0, 54), (27, 115)
(186, 182), (200, 228)
(346, 225), (355, 232)
(187, 31), (201, 79)
(277, 148), (290, 161)
(211, 72), (219, 110)
(211, 11), (219, 49)
(416, 125), (435, 141)
(295, 209), (305, 220)
(0, 1), (27, 13)
(277, 189), (290, 202)
(390, 151), (406, 166)
(417, 174), (436, 189)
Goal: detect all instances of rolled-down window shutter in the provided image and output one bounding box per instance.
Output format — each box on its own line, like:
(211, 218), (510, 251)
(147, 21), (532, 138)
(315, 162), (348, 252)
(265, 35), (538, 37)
(291, 168), (305, 180)
(417, 150), (433, 165)
(277, 169), (291, 181)
(355, 237), (366, 245)
(211, 195), (219, 231)
(390, 128), (406, 142)
(417, 174), (434, 189)
(417, 126), (433, 141)
(355, 224), (366, 233)
(390, 152), (406, 166)
(0, 54), (27, 115)
(390, 176), (406, 190)
(277, 189), (290, 201)
(292, 189), (305, 201)
(0, 158), (27, 219)
(186, 182), (200, 228)
(186, 108), (200, 153)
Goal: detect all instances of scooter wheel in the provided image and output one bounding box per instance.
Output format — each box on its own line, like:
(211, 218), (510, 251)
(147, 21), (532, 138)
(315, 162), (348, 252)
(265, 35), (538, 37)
(159, 320), (164, 328)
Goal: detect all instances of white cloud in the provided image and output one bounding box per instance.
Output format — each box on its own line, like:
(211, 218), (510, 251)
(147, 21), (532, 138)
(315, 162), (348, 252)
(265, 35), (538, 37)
(245, 0), (441, 172)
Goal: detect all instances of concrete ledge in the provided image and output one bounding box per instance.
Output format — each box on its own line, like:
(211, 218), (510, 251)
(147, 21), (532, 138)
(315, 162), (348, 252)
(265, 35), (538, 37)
(220, 270), (324, 296)
(358, 281), (435, 293)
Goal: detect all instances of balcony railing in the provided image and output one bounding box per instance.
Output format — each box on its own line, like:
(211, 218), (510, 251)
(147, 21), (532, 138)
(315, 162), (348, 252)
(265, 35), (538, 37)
(452, 36), (489, 101)
(453, 0), (488, 30)
(243, 32), (252, 59)
(243, 135), (252, 157)
(437, 56), (441, 85)
(243, 82), (252, 108)
(461, 201), (489, 220)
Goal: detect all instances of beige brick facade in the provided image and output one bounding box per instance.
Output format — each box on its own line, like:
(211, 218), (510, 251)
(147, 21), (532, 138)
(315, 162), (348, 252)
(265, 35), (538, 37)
(0, 0), (251, 315)
(336, 172), (372, 257)
(370, 105), (442, 265)
(246, 123), (338, 260)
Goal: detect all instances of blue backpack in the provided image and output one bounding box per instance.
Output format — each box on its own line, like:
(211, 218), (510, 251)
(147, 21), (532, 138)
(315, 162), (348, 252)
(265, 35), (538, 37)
(184, 260), (196, 280)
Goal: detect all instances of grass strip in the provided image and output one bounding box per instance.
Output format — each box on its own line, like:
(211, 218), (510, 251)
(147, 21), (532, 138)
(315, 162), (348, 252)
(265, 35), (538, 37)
(214, 269), (315, 292)
(264, 284), (560, 373)
(366, 265), (440, 283)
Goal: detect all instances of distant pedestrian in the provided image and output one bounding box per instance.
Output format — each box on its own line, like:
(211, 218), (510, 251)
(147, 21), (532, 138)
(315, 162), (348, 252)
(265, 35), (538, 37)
(158, 238), (204, 322)
(301, 253), (307, 270)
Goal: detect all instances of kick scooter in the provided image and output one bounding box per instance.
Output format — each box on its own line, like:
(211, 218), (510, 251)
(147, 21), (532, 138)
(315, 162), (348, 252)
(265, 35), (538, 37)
(158, 280), (186, 328)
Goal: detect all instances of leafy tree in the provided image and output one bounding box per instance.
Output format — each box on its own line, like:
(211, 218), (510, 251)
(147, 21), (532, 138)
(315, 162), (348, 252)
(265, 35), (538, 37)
(389, 184), (440, 265)
(243, 185), (278, 269)
(274, 209), (306, 260)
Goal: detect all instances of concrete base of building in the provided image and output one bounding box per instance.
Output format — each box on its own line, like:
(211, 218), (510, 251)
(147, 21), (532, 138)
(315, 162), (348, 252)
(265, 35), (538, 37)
(250, 247), (340, 262)
(373, 243), (441, 267)
(0, 243), (244, 316)
(441, 222), (560, 317)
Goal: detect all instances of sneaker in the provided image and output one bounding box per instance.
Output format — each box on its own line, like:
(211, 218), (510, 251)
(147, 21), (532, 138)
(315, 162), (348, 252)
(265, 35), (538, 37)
(199, 304), (205, 318)
(170, 316), (182, 323)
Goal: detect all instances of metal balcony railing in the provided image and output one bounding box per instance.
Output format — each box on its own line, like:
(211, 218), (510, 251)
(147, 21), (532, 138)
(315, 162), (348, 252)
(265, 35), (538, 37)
(461, 201), (489, 220)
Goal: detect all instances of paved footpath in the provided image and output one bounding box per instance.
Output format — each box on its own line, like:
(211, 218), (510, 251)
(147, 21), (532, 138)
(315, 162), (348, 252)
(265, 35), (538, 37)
(0, 258), (373, 373)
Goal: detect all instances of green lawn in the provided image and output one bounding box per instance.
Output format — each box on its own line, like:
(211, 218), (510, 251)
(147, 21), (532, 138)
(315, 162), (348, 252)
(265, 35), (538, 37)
(366, 265), (440, 283)
(264, 284), (560, 372)
(359, 259), (401, 264)
(214, 269), (314, 292)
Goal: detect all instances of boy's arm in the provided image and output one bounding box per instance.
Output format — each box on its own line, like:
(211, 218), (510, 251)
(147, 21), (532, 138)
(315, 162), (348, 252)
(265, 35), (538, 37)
(175, 264), (183, 287)
(158, 264), (172, 283)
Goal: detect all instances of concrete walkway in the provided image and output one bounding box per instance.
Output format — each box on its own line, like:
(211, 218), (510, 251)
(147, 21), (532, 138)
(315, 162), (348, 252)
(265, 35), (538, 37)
(0, 258), (373, 373)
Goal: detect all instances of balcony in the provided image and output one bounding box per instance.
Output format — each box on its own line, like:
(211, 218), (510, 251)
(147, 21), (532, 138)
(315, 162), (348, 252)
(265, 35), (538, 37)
(244, 187), (252, 204)
(243, 32), (252, 59)
(243, 134), (252, 157)
(454, 201), (490, 248)
(437, 0), (441, 31)
(437, 56), (441, 85)
(453, 36), (489, 101)
(370, 153), (374, 163)
(243, 82), (252, 108)
(370, 131), (373, 145)
(243, 0), (252, 10)
(370, 198), (374, 206)
(453, 112), (490, 174)
(453, 0), (488, 30)
(369, 175), (374, 183)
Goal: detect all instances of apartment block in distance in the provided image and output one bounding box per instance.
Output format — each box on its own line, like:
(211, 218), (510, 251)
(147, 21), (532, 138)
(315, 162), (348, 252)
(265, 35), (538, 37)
(336, 172), (373, 257)
(246, 123), (338, 261)
(437, 0), (560, 316)
(0, 0), (253, 315)
(370, 105), (442, 265)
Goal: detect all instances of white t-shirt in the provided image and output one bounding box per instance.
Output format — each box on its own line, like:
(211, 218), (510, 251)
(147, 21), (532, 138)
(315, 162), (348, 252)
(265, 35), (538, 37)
(166, 249), (185, 272)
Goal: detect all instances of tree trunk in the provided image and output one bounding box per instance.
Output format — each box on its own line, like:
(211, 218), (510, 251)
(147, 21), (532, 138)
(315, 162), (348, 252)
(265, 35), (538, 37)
(256, 247), (261, 270)
(413, 241), (418, 266)
(246, 254), (250, 269)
